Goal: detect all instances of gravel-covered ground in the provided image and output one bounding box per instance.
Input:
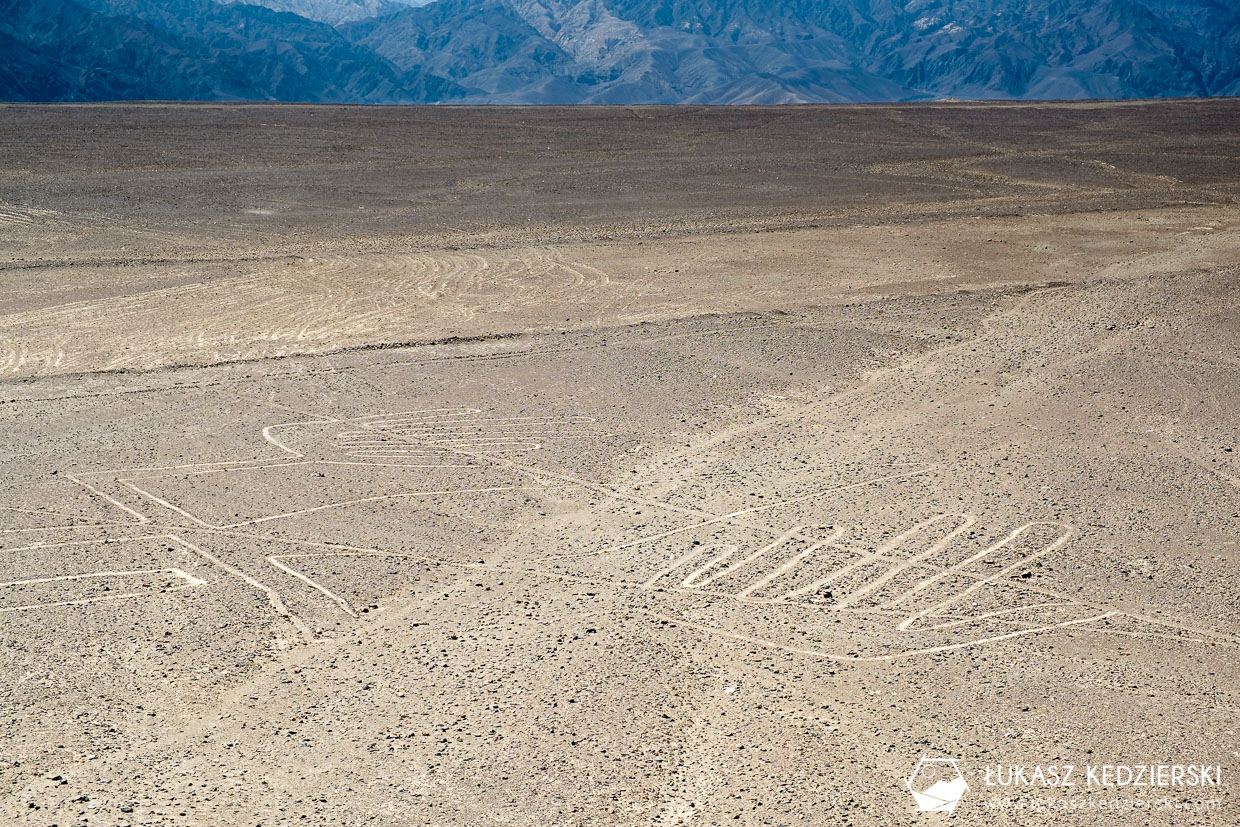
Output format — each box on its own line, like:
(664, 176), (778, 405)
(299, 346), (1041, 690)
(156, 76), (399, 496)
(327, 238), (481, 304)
(1, 100), (1238, 825)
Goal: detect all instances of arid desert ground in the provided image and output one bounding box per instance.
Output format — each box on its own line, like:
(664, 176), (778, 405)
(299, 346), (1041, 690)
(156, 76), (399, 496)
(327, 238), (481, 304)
(1, 101), (1239, 825)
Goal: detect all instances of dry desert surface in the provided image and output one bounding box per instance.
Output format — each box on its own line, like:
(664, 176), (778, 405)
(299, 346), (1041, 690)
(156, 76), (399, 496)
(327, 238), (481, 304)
(1, 100), (1239, 825)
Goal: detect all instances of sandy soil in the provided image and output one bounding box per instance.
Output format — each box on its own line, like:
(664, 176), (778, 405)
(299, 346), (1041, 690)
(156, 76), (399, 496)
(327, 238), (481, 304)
(1, 100), (1238, 826)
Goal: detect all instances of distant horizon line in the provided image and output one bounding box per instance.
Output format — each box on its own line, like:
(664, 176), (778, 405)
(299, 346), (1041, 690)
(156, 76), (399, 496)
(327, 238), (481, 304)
(3, 96), (1235, 108)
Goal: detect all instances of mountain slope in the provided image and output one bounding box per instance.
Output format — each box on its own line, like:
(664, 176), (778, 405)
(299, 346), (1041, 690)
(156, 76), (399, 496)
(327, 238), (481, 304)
(74, 0), (423, 101)
(344, 0), (575, 101)
(2, 0), (1238, 103)
(343, 0), (1240, 103)
(0, 0), (248, 101)
(0, 0), (452, 102)
(222, 0), (432, 26)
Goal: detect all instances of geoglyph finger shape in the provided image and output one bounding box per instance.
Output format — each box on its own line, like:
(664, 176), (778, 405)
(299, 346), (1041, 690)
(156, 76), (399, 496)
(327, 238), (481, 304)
(631, 512), (1235, 661)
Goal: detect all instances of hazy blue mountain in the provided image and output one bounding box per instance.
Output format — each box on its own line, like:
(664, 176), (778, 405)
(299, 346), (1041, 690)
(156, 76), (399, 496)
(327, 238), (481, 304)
(0, 0), (438, 101)
(2, 0), (1238, 103)
(0, 0), (253, 101)
(223, 0), (433, 26)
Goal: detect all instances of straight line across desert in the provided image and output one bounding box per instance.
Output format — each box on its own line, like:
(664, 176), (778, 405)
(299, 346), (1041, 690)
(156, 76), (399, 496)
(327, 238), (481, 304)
(2, 100), (1238, 825)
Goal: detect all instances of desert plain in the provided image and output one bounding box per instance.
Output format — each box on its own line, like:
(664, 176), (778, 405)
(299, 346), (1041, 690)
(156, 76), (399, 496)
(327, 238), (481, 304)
(1, 100), (1239, 825)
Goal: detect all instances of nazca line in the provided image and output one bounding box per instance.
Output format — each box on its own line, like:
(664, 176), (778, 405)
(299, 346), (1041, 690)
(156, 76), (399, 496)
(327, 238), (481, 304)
(0, 567), (204, 614)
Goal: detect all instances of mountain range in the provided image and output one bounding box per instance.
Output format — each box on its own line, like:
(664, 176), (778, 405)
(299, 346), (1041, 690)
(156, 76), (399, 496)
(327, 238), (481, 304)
(2, 0), (1238, 103)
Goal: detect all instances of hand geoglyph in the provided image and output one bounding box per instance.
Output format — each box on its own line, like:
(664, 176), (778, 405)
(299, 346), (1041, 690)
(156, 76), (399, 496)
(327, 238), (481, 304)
(61, 411), (1238, 660)
(614, 505), (1228, 662)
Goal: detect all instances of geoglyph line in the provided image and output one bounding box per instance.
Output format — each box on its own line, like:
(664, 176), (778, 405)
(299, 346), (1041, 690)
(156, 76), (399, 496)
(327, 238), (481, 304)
(830, 514), (977, 609)
(166, 535), (312, 641)
(66, 472), (150, 523)
(883, 522), (1071, 609)
(636, 508), (1240, 657)
(55, 407), (1240, 659)
(0, 567), (205, 589)
(267, 554), (358, 618)
(1, 247), (617, 376)
(0, 567), (204, 614)
(640, 609), (1121, 663)
(222, 485), (525, 528)
(557, 467), (938, 561)
(896, 524), (1075, 631)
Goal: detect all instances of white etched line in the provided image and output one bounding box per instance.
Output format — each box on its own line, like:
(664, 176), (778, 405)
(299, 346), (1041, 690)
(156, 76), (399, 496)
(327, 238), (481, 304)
(0, 566), (205, 613)
(0, 535), (164, 553)
(167, 535), (311, 641)
(562, 467), (937, 560)
(223, 485), (522, 528)
(682, 527), (803, 589)
(642, 609), (1119, 663)
(884, 521), (1072, 609)
(314, 460), (474, 469)
(66, 473), (150, 523)
(917, 602), (1069, 631)
(642, 543), (736, 590)
(897, 527), (1075, 631)
(831, 514), (976, 609)
(262, 422), (312, 456)
(167, 567), (206, 586)
(676, 543), (741, 589)
(267, 555), (357, 618)
(75, 457), (282, 476)
(772, 514), (966, 604)
(737, 527), (845, 599)
(118, 480), (216, 527)
(0, 568), (199, 588)
(175, 460), (314, 477)
(0, 591), (167, 614)
(352, 408), (481, 423)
